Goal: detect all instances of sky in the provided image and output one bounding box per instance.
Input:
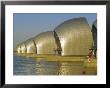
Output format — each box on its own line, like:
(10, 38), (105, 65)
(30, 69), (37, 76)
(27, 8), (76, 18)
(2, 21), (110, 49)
(13, 13), (97, 50)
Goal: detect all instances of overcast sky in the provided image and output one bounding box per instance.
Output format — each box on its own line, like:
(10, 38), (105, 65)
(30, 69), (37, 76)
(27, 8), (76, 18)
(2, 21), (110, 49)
(13, 13), (96, 49)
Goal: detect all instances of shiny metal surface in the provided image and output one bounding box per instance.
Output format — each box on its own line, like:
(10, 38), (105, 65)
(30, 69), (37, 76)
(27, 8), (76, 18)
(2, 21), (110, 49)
(25, 39), (37, 54)
(92, 20), (97, 49)
(54, 17), (93, 56)
(34, 31), (57, 54)
(20, 43), (26, 53)
(16, 45), (21, 53)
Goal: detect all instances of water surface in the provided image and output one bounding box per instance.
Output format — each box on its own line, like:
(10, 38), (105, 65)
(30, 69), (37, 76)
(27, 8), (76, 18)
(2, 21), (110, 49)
(14, 54), (89, 75)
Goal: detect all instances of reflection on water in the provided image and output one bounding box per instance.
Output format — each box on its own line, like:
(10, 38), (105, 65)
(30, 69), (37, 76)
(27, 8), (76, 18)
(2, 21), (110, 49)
(13, 55), (36, 75)
(14, 55), (60, 75)
(59, 62), (84, 75)
(14, 55), (95, 75)
(35, 61), (60, 75)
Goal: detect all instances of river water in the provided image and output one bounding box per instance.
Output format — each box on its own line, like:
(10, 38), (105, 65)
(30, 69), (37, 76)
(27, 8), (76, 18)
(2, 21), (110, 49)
(13, 54), (87, 75)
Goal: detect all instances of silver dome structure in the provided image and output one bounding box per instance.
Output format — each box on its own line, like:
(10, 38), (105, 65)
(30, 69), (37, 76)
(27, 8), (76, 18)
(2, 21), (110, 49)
(16, 45), (21, 53)
(91, 20), (97, 57)
(92, 20), (97, 49)
(54, 17), (93, 56)
(34, 31), (57, 54)
(20, 43), (26, 53)
(25, 38), (37, 54)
